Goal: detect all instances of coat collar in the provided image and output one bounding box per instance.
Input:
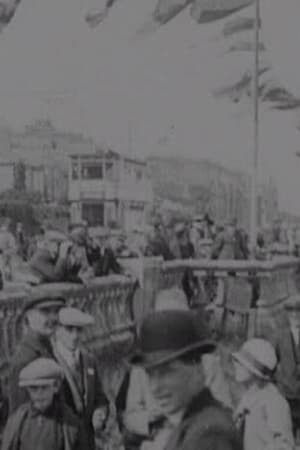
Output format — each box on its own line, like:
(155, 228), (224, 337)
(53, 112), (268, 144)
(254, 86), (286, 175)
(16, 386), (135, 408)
(183, 388), (219, 421)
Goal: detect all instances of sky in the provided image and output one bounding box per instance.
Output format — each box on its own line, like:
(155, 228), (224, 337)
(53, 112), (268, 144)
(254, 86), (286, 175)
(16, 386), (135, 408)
(0, 0), (300, 213)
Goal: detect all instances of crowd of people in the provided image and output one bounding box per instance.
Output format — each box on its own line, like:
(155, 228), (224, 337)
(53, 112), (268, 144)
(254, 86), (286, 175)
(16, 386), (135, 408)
(0, 286), (297, 450)
(0, 214), (298, 289)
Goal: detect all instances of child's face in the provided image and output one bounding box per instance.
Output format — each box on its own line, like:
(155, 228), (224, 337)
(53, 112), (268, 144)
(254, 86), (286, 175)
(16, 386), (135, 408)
(27, 381), (59, 412)
(233, 360), (253, 383)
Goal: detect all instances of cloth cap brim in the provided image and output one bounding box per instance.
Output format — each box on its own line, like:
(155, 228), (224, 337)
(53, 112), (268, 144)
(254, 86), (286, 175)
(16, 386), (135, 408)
(19, 378), (59, 387)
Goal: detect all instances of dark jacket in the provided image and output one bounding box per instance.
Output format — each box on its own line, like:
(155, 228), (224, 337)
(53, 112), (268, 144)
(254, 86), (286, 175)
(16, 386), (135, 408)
(52, 342), (109, 450)
(211, 228), (249, 261)
(1, 400), (84, 450)
(8, 331), (54, 414)
(164, 389), (241, 450)
(29, 249), (68, 283)
(148, 237), (174, 261)
(87, 246), (122, 277)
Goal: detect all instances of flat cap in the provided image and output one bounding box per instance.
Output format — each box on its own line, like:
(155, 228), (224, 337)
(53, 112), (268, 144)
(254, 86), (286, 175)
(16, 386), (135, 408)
(23, 295), (66, 315)
(58, 307), (94, 327)
(174, 223), (186, 235)
(69, 228), (87, 246)
(19, 358), (63, 387)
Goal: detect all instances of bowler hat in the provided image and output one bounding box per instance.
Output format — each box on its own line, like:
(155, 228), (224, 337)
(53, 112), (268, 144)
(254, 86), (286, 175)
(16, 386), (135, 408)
(132, 310), (216, 369)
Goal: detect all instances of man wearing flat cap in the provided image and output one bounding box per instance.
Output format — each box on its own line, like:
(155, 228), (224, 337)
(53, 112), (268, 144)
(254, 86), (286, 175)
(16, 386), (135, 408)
(132, 310), (241, 450)
(52, 307), (109, 450)
(2, 358), (84, 450)
(8, 294), (66, 414)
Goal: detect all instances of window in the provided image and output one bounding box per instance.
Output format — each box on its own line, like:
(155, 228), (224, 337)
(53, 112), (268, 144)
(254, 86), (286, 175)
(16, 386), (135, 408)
(82, 202), (104, 226)
(135, 169), (143, 181)
(106, 162), (114, 180)
(72, 164), (78, 180)
(81, 164), (103, 179)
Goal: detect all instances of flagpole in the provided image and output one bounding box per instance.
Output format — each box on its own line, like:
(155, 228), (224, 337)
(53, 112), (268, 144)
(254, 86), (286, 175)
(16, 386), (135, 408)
(250, 0), (260, 258)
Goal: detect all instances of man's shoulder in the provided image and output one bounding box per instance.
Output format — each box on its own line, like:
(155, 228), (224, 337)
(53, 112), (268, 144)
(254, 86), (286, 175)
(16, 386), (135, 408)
(183, 404), (240, 450)
(6, 402), (31, 427)
(189, 401), (234, 430)
(10, 333), (51, 369)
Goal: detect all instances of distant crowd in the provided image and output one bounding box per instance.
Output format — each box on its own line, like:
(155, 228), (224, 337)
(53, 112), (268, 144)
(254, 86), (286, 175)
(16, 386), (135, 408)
(0, 214), (298, 289)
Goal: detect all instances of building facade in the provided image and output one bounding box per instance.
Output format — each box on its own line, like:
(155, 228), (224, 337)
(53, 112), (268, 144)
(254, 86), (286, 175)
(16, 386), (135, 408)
(148, 155), (278, 230)
(9, 120), (95, 203)
(68, 148), (152, 231)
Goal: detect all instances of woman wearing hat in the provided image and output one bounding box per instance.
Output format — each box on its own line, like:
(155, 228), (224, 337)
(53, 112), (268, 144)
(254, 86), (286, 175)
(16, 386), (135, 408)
(233, 338), (294, 450)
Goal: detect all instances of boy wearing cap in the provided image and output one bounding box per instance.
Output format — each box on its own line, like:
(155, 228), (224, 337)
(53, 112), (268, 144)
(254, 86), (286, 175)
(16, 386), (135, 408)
(2, 358), (84, 450)
(132, 310), (241, 450)
(52, 307), (109, 450)
(233, 338), (294, 450)
(8, 295), (66, 414)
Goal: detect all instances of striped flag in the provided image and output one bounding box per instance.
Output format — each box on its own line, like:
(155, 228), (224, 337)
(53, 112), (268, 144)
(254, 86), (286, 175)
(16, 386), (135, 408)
(85, 0), (253, 29)
(190, 0), (253, 24)
(151, 0), (253, 26)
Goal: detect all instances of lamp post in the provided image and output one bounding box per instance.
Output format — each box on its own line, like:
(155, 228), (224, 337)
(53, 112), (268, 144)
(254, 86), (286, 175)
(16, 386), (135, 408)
(250, 0), (260, 258)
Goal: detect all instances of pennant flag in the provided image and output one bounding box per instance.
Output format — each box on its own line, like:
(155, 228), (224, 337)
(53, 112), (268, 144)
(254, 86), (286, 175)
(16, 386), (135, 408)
(0, 0), (21, 31)
(190, 0), (253, 24)
(153, 0), (192, 25)
(85, 0), (118, 28)
(260, 0), (300, 99)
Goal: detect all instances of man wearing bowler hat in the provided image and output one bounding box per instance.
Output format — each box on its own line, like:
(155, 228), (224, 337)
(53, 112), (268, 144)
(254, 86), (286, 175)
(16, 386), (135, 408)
(133, 310), (241, 450)
(8, 293), (66, 413)
(52, 307), (109, 450)
(2, 358), (84, 450)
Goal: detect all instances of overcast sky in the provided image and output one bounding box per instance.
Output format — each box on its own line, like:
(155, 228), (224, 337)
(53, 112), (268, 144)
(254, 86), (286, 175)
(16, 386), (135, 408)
(0, 0), (300, 213)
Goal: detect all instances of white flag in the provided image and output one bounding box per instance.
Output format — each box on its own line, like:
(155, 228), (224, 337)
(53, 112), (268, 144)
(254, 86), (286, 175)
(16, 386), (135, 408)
(260, 0), (300, 98)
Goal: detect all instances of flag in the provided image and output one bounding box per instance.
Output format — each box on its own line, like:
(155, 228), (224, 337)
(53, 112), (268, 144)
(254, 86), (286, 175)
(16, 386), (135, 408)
(85, 0), (118, 28)
(0, 0), (21, 30)
(153, 0), (192, 25)
(190, 0), (253, 24)
(260, 0), (300, 99)
(151, 0), (253, 25)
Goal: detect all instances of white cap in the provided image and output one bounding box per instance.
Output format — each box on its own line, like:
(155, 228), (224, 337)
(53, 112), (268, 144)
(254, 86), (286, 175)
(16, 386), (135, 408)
(58, 307), (94, 327)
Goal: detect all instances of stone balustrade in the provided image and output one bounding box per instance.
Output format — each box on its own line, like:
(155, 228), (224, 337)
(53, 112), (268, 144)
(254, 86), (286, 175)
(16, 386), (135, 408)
(0, 257), (300, 400)
(0, 275), (137, 382)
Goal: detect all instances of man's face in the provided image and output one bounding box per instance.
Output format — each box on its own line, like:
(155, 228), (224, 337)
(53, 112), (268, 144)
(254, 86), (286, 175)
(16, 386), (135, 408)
(57, 325), (83, 352)
(233, 359), (253, 383)
(146, 359), (203, 415)
(47, 241), (59, 259)
(27, 381), (59, 412)
(26, 306), (60, 336)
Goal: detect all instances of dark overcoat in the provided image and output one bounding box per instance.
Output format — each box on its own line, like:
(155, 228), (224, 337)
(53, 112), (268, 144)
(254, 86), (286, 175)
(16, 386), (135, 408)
(1, 400), (85, 450)
(52, 342), (108, 450)
(164, 389), (242, 450)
